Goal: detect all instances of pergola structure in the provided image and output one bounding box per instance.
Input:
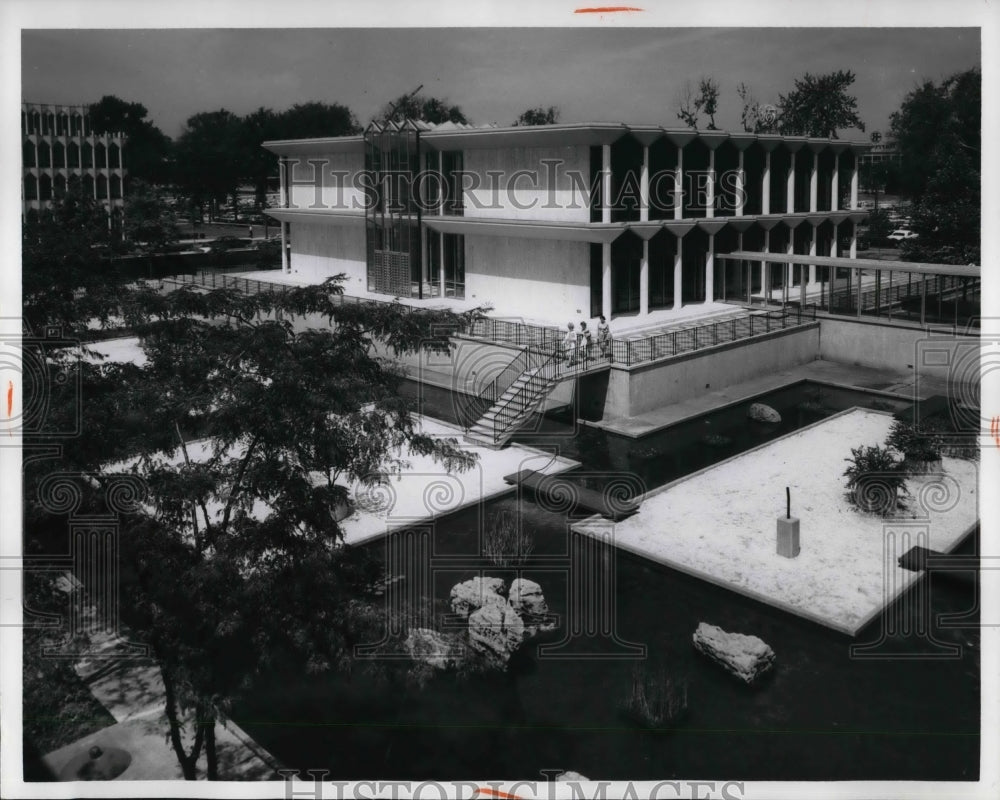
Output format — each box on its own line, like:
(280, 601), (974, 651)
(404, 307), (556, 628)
(718, 251), (981, 328)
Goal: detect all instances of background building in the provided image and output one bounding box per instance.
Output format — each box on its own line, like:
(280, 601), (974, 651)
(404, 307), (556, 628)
(22, 102), (127, 227)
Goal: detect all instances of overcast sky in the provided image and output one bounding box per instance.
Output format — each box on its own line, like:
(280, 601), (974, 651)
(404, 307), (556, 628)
(20, 26), (981, 140)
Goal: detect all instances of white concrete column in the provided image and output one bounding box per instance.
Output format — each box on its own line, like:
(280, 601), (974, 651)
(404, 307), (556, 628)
(762, 151), (771, 215)
(850, 154), (859, 210)
(439, 232), (446, 297)
(761, 229), (770, 301)
(280, 222), (288, 273)
(673, 237), (683, 310)
(640, 145), (649, 223)
(831, 153), (840, 211)
(786, 151), (796, 213)
(830, 224), (839, 258)
(736, 150), (745, 216)
(706, 148), (715, 218)
(640, 239), (649, 315)
(809, 151), (819, 212)
(809, 226), (818, 284)
(602, 241), (612, 320)
(705, 233), (715, 301)
(601, 144), (612, 224)
(674, 145), (684, 220)
(279, 159), (287, 208)
(786, 230), (795, 293)
(850, 221), (858, 259)
(439, 151), (445, 215)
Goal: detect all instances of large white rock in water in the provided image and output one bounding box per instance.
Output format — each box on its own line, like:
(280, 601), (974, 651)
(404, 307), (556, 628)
(508, 578), (547, 616)
(404, 628), (463, 670)
(468, 603), (526, 666)
(692, 622), (775, 684)
(508, 578), (556, 635)
(450, 577), (506, 618)
(747, 402), (781, 424)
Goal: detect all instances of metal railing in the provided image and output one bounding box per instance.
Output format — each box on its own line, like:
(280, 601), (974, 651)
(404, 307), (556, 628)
(480, 347), (564, 444)
(610, 308), (815, 366)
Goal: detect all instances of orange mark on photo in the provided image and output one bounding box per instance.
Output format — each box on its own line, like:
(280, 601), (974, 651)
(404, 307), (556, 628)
(991, 415), (1000, 448)
(6, 381), (12, 417)
(475, 789), (524, 800)
(574, 6), (644, 13)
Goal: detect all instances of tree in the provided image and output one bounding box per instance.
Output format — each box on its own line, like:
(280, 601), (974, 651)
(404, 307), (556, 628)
(89, 95), (173, 185)
(22, 177), (127, 335)
(890, 69), (980, 264)
(777, 70), (866, 138)
(122, 180), (180, 253)
(676, 77), (720, 130)
(241, 103), (361, 210)
(378, 94), (468, 125)
(22, 260), (485, 777)
(737, 82), (778, 134)
(512, 106), (560, 126)
(172, 110), (245, 221)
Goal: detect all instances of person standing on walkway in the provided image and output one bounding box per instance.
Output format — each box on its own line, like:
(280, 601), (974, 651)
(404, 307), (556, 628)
(579, 321), (593, 364)
(597, 315), (611, 358)
(561, 322), (577, 367)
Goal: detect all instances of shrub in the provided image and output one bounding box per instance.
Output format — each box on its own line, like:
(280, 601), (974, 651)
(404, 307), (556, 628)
(843, 444), (909, 515)
(885, 419), (942, 468)
(620, 665), (688, 729)
(483, 508), (534, 567)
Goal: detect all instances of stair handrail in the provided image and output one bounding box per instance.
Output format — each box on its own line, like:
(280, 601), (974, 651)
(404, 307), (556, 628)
(463, 339), (555, 428)
(486, 345), (564, 443)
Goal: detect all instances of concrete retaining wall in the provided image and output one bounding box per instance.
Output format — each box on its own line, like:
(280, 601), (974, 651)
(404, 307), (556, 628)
(603, 325), (821, 418)
(818, 317), (978, 382)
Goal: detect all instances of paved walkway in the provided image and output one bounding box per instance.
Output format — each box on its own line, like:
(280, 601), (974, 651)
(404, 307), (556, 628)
(40, 590), (283, 780)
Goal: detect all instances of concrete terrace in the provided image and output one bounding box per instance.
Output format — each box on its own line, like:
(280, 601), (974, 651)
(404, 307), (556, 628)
(572, 409), (978, 636)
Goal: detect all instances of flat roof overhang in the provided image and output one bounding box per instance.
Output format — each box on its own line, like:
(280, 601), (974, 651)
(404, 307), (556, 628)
(423, 216), (626, 244)
(263, 136), (365, 156)
(718, 250), (981, 278)
(265, 208), (365, 227)
(421, 123), (629, 151)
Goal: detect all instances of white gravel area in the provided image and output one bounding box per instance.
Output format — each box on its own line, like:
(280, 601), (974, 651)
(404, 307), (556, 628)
(574, 408), (978, 635)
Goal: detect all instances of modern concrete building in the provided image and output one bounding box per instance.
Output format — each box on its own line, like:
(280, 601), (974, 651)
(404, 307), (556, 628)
(263, 120), (873, 323)
(22, 102), (127, 224)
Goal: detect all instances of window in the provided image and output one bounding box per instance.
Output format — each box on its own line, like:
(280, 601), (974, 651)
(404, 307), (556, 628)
(442, 233), (465, 298)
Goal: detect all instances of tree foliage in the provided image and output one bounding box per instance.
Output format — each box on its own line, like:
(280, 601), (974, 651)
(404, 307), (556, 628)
(890, 69), (980, 265)
(22, 252), (484, 776)
(172, 110), (246, 218)
(122, 180), (180, 253)
(512, 106), (560, 126)
(737, 82), (778, 134)
(88, 95), (173, 184)
(777, 70), (865, 138)
(22, 177), (128, 335)
(676, 77), (720, 130)
(378, 94), (468, 125)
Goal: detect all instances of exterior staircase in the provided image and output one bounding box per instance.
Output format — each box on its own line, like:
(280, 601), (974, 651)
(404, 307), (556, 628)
(464, 363), (561, 448)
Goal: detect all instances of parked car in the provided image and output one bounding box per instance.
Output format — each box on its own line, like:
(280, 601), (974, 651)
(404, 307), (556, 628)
(887, 229), (918, 241)
(203, 235), (254, 253)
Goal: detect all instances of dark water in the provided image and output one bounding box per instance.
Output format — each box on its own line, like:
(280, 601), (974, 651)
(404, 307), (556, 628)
(235, 381), (980, 780)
